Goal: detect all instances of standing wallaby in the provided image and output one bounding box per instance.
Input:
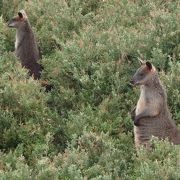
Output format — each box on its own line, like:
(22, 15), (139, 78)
(130, 61), (180, 148)
(7, 10), (41, 79)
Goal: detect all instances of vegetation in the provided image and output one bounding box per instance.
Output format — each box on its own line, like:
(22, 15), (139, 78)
(0, 0), (179, 179)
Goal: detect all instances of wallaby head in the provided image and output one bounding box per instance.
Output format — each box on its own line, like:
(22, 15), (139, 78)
(130, 61), (156, 86)
(7, 10), (28, 28)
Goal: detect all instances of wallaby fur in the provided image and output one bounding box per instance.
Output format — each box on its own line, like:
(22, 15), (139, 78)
(8, 10), (41, 79)
(130, 61), (180, 148)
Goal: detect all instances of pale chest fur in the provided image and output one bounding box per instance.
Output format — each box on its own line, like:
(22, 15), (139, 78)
(135, 86), (159, 116)
(136, 88), (145, 115)
(15, 32), (19, 50)
(15, 30), (24, 50)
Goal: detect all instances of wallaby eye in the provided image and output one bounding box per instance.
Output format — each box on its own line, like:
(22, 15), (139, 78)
(139, 73), (144, 77)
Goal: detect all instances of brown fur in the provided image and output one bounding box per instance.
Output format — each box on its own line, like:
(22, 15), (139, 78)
(8, 10), (41, 79)
(131, 61), (180, 147)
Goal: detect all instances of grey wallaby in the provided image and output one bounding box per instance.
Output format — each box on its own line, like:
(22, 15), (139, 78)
(130, 60), (180, 148)
(7, 10), (41, 79)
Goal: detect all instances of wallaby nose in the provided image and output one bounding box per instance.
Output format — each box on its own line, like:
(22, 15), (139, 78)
(7, 20), (12, 27)
(7, 21), (10, 26)
(7, 19), (14, 27)
(130, 79), (134, 85)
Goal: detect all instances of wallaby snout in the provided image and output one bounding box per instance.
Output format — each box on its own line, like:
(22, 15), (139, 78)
(130, 75), (140, 86)
(130, 79), (135, 85)
(7, 18), (16, 27)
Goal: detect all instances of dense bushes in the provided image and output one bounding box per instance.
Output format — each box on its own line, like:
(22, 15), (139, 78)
(0, 0), (179, 179)
(134, 138), (180, 179)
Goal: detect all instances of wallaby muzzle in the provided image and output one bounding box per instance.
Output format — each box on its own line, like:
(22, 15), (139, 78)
(130, 79), (135, 85)
(7, 19), (15, 27)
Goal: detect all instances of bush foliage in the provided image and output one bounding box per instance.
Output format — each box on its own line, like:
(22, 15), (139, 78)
(0, 0), (179, 179)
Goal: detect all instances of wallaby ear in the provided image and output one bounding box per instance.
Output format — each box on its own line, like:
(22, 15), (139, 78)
(138, 57), (145, 65)
(146, 61), (152, 71)
(18, 12), (23, 18)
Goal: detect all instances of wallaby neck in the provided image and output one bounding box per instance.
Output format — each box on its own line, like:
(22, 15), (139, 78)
(17, 21), (32, 32)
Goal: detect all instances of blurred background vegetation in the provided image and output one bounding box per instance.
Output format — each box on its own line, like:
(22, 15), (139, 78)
(0, 0), (179, 179)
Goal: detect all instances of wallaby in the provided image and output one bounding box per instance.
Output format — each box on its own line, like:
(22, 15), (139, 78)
(7, 10), (41, 79)
(130, 60), (180, 148)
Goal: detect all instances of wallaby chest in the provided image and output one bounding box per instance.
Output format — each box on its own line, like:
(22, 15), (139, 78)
(15, 30), (24, 50)
(136, 86), (154, 115)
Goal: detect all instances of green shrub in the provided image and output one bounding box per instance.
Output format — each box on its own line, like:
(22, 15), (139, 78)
(0, 0), (179, 179)
(53, 131), (134, 179)
(134, 137), (180, 180)
(0, 53), (62, 163)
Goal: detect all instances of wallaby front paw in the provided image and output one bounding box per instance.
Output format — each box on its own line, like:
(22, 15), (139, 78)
(134, 118), (140, 126)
